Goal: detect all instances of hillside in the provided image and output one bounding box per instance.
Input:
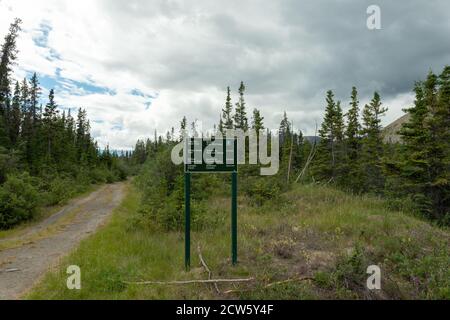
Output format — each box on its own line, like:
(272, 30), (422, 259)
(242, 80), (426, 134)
(382, 113), (411, 143)
(28, 182), (449, 300)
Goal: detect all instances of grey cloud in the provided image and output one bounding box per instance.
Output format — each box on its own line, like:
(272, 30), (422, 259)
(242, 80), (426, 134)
(75, 0), (450, 138)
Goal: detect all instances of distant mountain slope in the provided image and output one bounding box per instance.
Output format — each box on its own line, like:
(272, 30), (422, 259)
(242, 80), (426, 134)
(382, 113), (411, 143)
(304, 136), (321, 144)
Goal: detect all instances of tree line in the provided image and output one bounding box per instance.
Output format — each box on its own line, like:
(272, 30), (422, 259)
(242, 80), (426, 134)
(134, 71), (449, 227)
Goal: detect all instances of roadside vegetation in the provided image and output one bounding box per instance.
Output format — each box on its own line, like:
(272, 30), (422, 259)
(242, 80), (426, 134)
(28, 182), (449, 300)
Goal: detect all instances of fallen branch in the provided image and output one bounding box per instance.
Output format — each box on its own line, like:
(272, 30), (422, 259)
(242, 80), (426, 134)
(0, 268), (20, 273)
(223, 288), (254, 294)
(265, 276), (314, 288)
(223, 277), (314, 294)
(123, 278), (254, 286)
(197, 245), (220, 294)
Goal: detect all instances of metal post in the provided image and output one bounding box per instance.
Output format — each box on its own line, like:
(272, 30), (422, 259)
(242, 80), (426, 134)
(185, 172), (191, 271)
(231, 171), (238, 265)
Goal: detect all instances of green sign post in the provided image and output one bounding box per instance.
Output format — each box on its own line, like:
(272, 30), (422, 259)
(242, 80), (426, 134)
(184, 138), (238, 270)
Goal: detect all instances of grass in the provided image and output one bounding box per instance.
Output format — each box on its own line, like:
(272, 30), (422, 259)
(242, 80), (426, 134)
(27, 183), (449, 300)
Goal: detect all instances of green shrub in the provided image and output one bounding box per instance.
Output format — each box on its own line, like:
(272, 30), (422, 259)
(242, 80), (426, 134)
(76, 169), (92, 187)
(191, 200), (224, 231)
(0, 173), (40, 229)
(89, 168), (108, 184)
(35, 174), (81, 206)
(191, 174), (223, 200)
(314, 244), (368, 298)
(244, 176), (281, 206)
(112, 162), (128, 181)
(135, 197), (221, 232)
(387, 239), (450, 299)
(106, 171), (116, 184)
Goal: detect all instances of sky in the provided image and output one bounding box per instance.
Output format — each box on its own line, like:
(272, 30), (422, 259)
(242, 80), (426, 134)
(0, 0), (449, 150)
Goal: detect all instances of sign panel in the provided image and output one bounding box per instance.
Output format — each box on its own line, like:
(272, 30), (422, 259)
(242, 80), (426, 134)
(184, 138), (237, 173)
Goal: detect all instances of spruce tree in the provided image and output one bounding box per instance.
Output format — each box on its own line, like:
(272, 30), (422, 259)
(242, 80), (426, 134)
(179, 116), (187, 139)
(19, 78), (33, 167)
(233, 82), (248, 131)
(434, 66), (450, 221)
(9, 81), (21, 146)
(344, 87), (362, 190)
(278, 112), (293, 176)
(345, 87), (361, 157)
(313, 91), (336, 181)
(145, 138), (152, 157)
(279, 111), (291, 133)
(360, 92), (387, 193)
(0, 18), (21, 111)
(334, 101), (345, 142)
(251, 108), (264, 133)
(388, 68), (450, 222)
(29, 73), (41, 124)
(222, 87), (233, 130)
(312, 90), (345, 183)
(63, 108), (77, 167)
(333, 101), (345, 184)
(153, 129), (158, 151)
(291, 130), (305, 174)
(76, 108), (88, 163)
(42, 89), (59, 161)
(0, 19), (22, 149)
(20, 77), (29, 112)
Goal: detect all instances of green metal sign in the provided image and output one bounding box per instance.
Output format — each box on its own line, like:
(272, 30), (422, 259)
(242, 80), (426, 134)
(184, 137), (238, 270)
(185, 138), (238, 173)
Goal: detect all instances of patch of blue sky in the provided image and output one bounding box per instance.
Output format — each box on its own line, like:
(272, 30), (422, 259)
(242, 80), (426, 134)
(32, 22), (60, 62)
(130, 88), (145, 97)
(129, 90), (159, 110)
(39, 73), (59, 90)
(60, 79), (115, 96)
(33, 21), (52, 48)
(35, 69), (114, 97)
(111, 123), (124, 131)
(144, 101), (152, 110)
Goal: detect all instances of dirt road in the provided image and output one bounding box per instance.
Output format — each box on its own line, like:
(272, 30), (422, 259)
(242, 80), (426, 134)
(0, 182), (127, 300)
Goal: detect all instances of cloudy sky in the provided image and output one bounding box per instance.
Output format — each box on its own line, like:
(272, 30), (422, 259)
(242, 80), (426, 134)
(0, 0), (449, 149)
